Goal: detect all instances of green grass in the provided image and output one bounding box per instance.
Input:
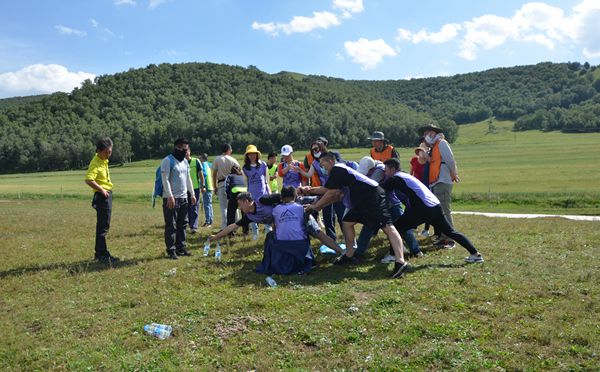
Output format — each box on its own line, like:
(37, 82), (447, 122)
(2, 120), (599, 214)
(0, 199), (598, 370)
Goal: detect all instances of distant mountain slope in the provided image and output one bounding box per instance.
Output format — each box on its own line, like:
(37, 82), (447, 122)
(0, 63), (433, 173)
(348, 62), (600, 130)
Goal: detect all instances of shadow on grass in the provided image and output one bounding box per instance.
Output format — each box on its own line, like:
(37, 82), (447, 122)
(0, 254), (166, 279)
(224, 252), (469, 288)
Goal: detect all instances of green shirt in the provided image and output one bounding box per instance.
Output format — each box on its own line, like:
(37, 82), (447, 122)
(189, 157), (201, 189)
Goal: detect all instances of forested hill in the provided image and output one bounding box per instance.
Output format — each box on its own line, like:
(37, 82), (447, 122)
(0, 63), (434, 173)
(1, 61), (599, 173)
(349, 61), (600, 132)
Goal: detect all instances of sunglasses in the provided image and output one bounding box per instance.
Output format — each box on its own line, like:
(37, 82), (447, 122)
(311, 148), (319, 152)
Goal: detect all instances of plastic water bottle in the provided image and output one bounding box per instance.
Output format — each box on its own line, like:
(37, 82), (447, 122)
(251, 223), (259, 240)
(215, 242), (221, 262)
(143, 323), (172, 340)
(265, 276), (277, 288)
(203, 240), (210, 256)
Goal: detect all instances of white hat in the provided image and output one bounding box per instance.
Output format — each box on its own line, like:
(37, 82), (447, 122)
(357, 156), (376, 175)
(281, 145), (293, 156)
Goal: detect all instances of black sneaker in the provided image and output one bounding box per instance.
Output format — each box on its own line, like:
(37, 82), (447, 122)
(167, 251), (178, 260)
(333, 254), (359, 265)
(390, 261), (410, 279)
(95, 254), (120, 263)
(176, 249), (192, 257)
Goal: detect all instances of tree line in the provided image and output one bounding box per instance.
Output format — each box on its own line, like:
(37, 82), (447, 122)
(1, 61), (598, 173)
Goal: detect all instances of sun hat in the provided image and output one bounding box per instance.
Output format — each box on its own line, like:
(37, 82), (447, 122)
(414, 143), (429, 155)
(244, 144), (261, 156)
(418, 124), (444, 136)
(357, 156), (376, 175)
(315, 136), (328, 146)
(367, 131), (386, 141)
(280, 145), (293, 156)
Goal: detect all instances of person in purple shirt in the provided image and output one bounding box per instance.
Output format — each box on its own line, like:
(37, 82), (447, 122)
(243, 144), (271, 239)
(303, 152), (410, 279)
(208, 191), (344, 256)
(381, 158), (483, 263)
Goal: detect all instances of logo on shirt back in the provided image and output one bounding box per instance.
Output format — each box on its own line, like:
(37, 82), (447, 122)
(279, 208), (299, 223)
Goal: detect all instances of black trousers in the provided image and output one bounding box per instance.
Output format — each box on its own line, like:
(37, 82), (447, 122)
(227, 192), (249, 233)
(394, 204), (478, 255)
(92, 191), (112, 257)
(163, 197), (189, 252)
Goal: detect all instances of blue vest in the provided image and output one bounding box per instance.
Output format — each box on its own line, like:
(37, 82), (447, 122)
(243, 161), (268, 199)
(247, 200), (274, 224)
(282, 161), (302, 188)
(272, 203), (307, 240)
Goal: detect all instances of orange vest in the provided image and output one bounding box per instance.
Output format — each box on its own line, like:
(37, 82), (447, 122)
(429, 141), (442, 184)
(305, 152), (321, 186)
(370, 145), (394, 162)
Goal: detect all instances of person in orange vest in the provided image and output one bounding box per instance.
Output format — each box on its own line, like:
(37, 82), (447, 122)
(418, 123), (460, 249)
(368, 131), (399, 162)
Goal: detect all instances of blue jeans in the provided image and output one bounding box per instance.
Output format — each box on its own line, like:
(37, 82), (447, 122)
(188, 188), (200, 230)
(323, 201), (345, 241)
(202, 190), (213, 224)
(355, 204), (421, 257)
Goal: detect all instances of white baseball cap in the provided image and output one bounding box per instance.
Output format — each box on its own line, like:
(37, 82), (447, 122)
(357, 156), (376, 175)
(281, 145), (293, 156)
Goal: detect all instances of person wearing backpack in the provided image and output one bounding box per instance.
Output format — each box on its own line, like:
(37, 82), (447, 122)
(199, 153), (214, 227)
(161, 138), (196, 260)
(185, 148), (204, 234)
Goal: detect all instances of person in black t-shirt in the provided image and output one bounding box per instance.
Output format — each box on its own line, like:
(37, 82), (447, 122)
(303, 152), (410, 278)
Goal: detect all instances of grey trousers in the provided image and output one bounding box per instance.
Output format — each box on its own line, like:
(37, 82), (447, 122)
(432, 182), (454, 236)
(217, 184), (228, 229)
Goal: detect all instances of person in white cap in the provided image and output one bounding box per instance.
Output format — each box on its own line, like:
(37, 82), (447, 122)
(277, 145), (306, 188)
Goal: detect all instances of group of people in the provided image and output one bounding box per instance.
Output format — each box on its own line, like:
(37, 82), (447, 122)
(85, 124), (483, 279)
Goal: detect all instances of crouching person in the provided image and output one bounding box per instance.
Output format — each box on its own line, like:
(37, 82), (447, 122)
(256, 186), (316, 276)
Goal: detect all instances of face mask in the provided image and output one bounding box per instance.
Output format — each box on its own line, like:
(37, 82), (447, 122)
(425, 135), (434, 145)
(313, 151), (322, 158)
(172, 148), (186, 161)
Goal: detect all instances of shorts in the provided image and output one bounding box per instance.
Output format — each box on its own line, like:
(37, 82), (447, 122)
(343, 188), (392, 228)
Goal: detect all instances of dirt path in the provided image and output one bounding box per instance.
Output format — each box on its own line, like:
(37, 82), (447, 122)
(453, 211), (600, 221)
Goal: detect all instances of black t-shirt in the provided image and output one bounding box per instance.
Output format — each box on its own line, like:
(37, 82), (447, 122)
(324, 165), (380, 208)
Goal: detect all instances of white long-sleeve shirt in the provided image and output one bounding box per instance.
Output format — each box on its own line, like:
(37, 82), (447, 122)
(161, 156), (194, 199)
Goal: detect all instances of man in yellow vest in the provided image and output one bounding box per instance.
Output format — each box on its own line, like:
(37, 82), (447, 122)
(368, 131), (399, 162)
(419, 123), (459, 248)
(85, 137), (119, 263)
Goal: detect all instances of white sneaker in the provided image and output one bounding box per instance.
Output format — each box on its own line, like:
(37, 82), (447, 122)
(380, 253), (396, 264)
(420, 230), (430, 238)
(465, 254), (484, 263)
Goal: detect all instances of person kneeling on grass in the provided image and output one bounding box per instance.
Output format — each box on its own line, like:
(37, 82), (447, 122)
(207, 190), (344, 257)
(303, 152), (410, 279)
(255, 186), (322, 276)
(381, 158), (483, 263)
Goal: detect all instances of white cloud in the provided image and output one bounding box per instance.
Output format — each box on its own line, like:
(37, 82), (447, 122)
(344, 38), (396, 70)
(333, 0), (364, 18)
(90, 19), (99, 28)
(396, 1), (600, 61)
(55, 25), (87, 37)
(149, 0), (170, 9)
(253, 0), (364, 36)
(253, 11), (340, 36)
(0, 64), (96, 98)
(114, 0), (136, 5)
(397, 23), (461, 44)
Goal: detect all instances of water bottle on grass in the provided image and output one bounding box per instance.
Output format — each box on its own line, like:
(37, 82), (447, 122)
(203, 240), (210, 256)
(143, 323), (172, 340)
(215, 242), (221, 262)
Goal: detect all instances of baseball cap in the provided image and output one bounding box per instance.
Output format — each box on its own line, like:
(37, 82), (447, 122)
(357, 156), (376, 175)
(280, 145), (293, 156)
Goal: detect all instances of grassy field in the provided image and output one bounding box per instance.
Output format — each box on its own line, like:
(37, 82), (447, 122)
(1, 120), (599, 214)
(0, 199), (599, 370)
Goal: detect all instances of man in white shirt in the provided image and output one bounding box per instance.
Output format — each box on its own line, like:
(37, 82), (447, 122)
(211, 143), (240, 229)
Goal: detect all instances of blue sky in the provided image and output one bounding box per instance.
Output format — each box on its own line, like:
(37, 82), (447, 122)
(1, 0), (599, 98)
